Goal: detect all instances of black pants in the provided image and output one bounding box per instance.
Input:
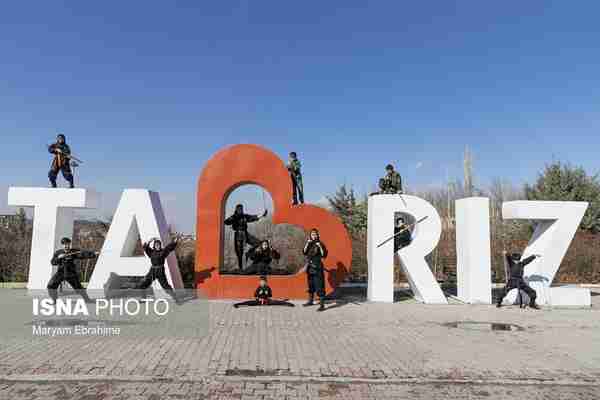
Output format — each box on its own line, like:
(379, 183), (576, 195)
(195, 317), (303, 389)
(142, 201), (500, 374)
(234, 231), (260, 270)
(291, 175), (304, 204)
(137, 266), (177, 300)
(47, 271), (91, 301)
(394, 238), (411, 253)
(307, 270), (325, 298)
(49, 164), (74, 188)
(497, 278), (537, 305)
(234, 299), (294, 308)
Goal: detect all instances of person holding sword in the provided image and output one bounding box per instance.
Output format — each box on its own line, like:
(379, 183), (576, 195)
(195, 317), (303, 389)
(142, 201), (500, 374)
(302, 228), (328, 312)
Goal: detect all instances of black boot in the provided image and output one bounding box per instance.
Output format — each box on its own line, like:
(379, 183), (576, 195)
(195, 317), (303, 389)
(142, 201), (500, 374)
(303, 294), (314, 307)
(317, 298), (325, 312)
(529, 300), (540, 310)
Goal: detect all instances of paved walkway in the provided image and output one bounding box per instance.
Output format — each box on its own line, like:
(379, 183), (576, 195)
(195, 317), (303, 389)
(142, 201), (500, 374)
(1, 287), (599, 399)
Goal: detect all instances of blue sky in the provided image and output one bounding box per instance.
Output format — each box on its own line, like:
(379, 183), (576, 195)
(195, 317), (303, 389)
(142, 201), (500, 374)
(1, 1), (599, 232)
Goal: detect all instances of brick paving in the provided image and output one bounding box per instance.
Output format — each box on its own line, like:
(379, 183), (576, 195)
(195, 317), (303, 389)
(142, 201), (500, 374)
(1, 288), (599, 399)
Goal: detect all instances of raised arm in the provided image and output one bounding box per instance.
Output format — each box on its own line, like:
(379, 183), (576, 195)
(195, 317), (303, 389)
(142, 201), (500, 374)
(142, 242), (153, 257)
(51, 250), (61, 266)
(224, 215), (235, 225)
(521, 255), (537, 267)
(163, 240), (178, 256)
(246, 214), (260, 223)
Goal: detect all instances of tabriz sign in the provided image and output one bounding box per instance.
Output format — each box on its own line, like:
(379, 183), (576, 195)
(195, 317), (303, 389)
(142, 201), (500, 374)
(8, 144), (590, 306)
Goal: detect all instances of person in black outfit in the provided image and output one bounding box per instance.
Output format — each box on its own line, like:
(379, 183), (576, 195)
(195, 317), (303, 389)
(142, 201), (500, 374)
(136, 237), (181, 303)
(224, 204), (267, 270)
(245, 240), (281, 275)
(48, 133), (75, 188)
(233, 276), (294, 308)
(497, 251), (542, 309)
(48, 237), (98, 303)
(394, 217), (412, 252)
(303, 228), (328, 312)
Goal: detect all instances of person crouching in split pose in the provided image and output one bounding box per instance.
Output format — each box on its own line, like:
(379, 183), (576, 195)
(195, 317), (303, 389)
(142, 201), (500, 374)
(245, 240), (281, 275)
(497, 251), (542, 309)
(233, 276), (295, 308)
(224, 204), (267, 271)
(48, 237), (98, 303)
(137, 236), (181, 303)
(303, 228), (328, 312)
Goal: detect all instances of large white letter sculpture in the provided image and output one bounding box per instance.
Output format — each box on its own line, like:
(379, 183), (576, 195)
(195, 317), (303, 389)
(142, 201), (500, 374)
(456, 197), (492, 304)
(502, 201), (590, 306)
(8, 187), (100, 290)
(87, 189), (183, 294)
(367, 194), (446, 303)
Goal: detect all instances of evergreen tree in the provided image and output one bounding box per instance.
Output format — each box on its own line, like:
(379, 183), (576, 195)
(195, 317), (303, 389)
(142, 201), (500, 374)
(525, 162), (600, 232)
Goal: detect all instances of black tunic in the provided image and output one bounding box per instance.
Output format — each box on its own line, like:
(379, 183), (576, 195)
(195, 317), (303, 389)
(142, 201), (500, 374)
(143, 242), (177, 267)
(303, 240), (328, 274)
(506, 254), (536, 279)
(255, 285), (272, 300)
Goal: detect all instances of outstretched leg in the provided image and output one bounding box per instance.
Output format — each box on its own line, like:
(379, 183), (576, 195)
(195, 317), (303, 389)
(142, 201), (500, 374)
(496, 279), (514, 307)
(519, 281), (539, 309)
(47, 271), (63, 302)
(155, 268), (178, 302)
(66, 275), (93, 303)
(233, 300), (260, 308)
(267, 299), (295, 307)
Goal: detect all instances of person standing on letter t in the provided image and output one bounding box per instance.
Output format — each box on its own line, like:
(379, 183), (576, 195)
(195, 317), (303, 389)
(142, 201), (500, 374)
(224, 204), (267, 271)
(303, 228), (328, 312)
(287, 152), (304, 205)
(497, 251), (542, 309)
(137, 237), (181, 303)
(48, 237), (98, 303)
(48, 133), (75, 188)
(377, 164), (403, 195)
